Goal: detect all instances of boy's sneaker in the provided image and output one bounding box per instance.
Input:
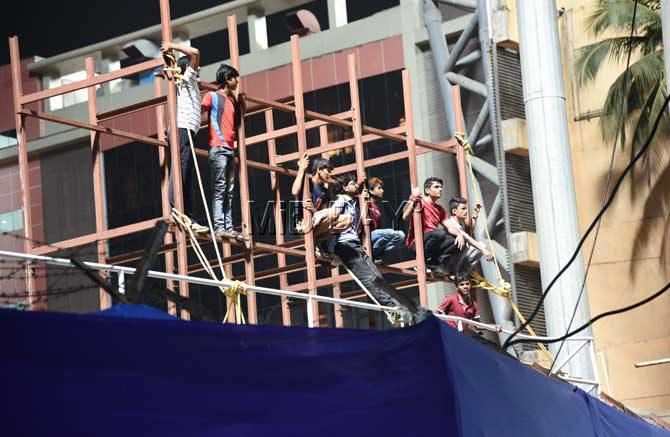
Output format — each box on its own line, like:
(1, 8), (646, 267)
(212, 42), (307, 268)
(190, 222), (209, 233)
(215, 228), (236, 239)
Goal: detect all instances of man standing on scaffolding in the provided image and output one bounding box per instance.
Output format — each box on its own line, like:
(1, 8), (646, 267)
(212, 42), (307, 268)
(202, 64), (247, 241)
(403, 177), (492, 276)
(329, 174), (421, 322)
(161, 41), (208, 233)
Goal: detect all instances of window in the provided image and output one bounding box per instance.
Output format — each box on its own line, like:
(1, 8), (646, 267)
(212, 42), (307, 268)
(0, 209), (23, 232)
(0, 130), (17, 150)
(346, 0), (399, 23)
(190, 22), (250, 67)
(47, 70), (89, 111)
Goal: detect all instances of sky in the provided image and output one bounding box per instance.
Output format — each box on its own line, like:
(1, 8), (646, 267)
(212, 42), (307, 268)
(1, 0), (234, 65)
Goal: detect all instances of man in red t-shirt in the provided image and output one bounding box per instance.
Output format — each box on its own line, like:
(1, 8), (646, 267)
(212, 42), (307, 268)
(402, 177), (492, 276)
(202, 64), (246, 241)
(436, 273), (480, 330)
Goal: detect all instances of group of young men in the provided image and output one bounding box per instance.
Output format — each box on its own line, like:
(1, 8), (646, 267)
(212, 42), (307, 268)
(165, 42), (493, 327)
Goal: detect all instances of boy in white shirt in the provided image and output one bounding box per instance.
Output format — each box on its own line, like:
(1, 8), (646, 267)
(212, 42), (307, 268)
(161, 41), (207, 232)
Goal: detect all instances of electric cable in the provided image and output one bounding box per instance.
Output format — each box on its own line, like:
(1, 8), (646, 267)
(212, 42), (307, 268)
(503, 91), (670, 350)
(547, 0), (639, 374)
(507, 279), (670, 347)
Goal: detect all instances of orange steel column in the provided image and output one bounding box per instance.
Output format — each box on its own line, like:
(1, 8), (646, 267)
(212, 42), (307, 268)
(320, 125), (344, 328)
(9, 36), (35, 308)
(266, 109), (291, 326)
(347, 54), (372, 256)
(159, 0), (190, 318)
(85, 57), (111, 310)
(453, 86), (469, 199)
(153, 78), (176, 301)
(402, 70), (428, 307)
(290, 35), (320, 326)
(228, 15), (257, 324)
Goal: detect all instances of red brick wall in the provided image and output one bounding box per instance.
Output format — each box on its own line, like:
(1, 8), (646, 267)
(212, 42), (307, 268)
(0, 58), (43, 139)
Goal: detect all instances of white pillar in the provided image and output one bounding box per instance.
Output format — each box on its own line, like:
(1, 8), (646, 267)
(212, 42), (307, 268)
(327, 0), (348, 29)
(248, 9), (268, 52)
(516, 0), (596, 381)
(662, 0), (670, 96)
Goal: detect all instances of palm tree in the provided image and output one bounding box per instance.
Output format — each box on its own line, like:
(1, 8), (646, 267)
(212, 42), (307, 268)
(575, 0), (670, 271)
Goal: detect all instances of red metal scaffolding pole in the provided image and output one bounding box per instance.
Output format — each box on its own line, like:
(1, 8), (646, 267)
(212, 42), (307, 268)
(85, 57), (111, 310)
(265, 109), (292, 326)
(8, 36), (35, 308)
(290, 34), (320, 326)
(402, 70), (428, 308)
(154, 78), (177, 297)
(228, 15), (258, 324)
(159, 0), (190, 318)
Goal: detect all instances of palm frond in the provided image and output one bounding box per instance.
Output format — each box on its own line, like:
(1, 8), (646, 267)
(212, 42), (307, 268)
(587, 0), (659, 37)
(574, 36), (647, 86)
(599, 51), (664, 145)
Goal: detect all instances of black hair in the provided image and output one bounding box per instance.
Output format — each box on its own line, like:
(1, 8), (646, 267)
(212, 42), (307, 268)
(216, 64), (239, 87)
(423, 177), (443, 195)
(333, 174), (357, 195)
(177, 56), (191, 75)
(310, 157), (333, 175)
(367, 177), (383, 191)
(454, 272), (471, 285)
(449, 196), (468, 215)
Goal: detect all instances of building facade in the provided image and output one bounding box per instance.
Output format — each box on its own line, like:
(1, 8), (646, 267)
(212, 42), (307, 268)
(0, 0), (667, 413)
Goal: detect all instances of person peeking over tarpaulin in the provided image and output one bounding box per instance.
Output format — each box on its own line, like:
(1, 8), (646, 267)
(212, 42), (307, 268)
(436, 273), (480, 332)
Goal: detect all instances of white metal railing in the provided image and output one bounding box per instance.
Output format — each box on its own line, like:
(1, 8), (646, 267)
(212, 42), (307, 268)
(0, 249), (599, 393)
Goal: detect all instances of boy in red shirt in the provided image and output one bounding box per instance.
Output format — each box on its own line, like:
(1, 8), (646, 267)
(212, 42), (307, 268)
(403, 177), (492, 276)
(201, 64), (246, 241)
(436, 273), (480, 330)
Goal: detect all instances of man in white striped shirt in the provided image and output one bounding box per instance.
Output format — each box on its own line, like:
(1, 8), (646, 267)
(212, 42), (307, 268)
(161, 41), (207, 232)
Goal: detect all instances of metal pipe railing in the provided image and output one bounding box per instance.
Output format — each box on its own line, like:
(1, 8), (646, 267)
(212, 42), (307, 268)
(0, 248), (594, 345)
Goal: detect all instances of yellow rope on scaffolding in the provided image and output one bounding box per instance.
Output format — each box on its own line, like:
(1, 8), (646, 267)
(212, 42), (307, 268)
(172, 209), (248, 325)
(471, 271), (552, 360)
(160, 50), (186, 85)
(455, 132), (553, 361)
(223, 280), (248, 324)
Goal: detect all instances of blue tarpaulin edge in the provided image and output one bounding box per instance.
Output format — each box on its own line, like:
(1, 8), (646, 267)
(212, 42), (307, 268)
(0, 308), (666, 436)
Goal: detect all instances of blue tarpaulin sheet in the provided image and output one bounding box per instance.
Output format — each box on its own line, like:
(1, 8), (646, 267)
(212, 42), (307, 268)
(1, 308), (666, 436)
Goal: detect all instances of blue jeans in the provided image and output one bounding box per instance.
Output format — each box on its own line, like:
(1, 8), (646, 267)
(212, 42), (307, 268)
(209, 146), (236, 231)
(371, 228), (405, 260)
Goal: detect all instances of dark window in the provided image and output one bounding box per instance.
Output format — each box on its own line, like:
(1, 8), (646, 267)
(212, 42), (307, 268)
(41, 142), (95, 244)
(104, 141), (162, 256)
(346, 0), (399, 23)
(190, 22), (250, 67)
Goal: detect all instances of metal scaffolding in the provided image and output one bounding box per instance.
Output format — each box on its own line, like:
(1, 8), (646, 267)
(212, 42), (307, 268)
(8, 0), (467, 327)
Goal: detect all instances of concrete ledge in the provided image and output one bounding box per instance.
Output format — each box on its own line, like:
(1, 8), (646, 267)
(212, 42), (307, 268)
(501, 117), (528, 156)
(510, 231), (539, 267)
